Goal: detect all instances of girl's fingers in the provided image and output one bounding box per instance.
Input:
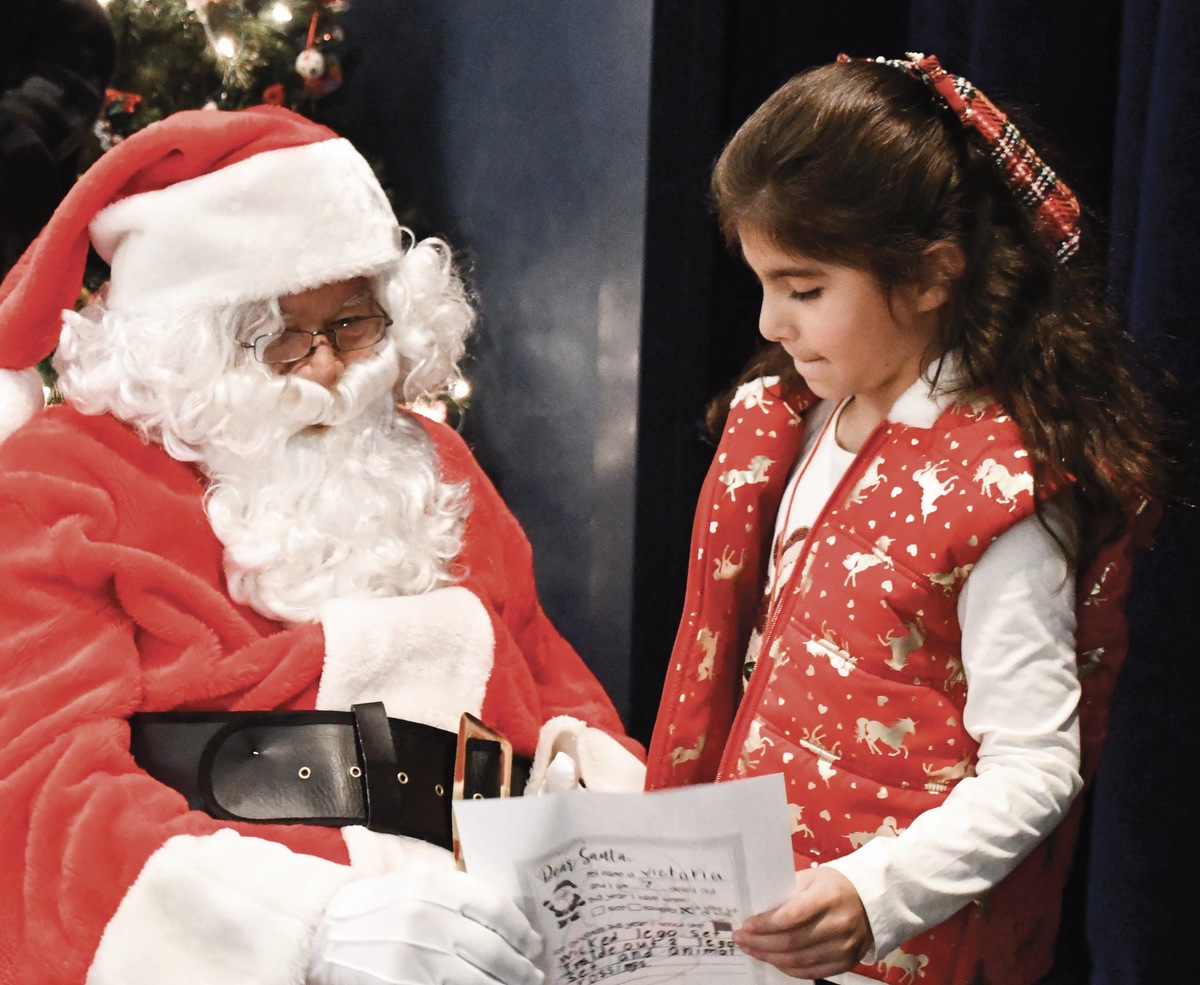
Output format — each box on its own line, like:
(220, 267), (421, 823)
(734, 924), (813, 954)
(737, 940), (851, 980)
(736, 925), (860, 962)
(737, 905), (815, 938)
(734, 890), (871, 977)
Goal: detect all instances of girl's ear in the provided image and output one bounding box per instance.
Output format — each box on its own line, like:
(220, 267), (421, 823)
(914, 241), (967, 313)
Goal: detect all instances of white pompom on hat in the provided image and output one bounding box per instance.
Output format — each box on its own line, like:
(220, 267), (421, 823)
(0, 366), (45, 441)
(0, 105), (405, 439)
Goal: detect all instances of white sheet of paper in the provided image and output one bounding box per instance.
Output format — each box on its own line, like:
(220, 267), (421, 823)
(453, 774), (796, 985)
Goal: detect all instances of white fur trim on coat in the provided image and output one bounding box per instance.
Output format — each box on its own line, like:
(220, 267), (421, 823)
(0, 367), (45, 443)
(340, 825), (457, 877)
(525, 715), (647, 795)
(89, 139), (403, 318)
(316, 587), (494, 733)
(86, 829), (354, 985)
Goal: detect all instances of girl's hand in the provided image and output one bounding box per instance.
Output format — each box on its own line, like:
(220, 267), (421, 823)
(732, 867), (873, 980)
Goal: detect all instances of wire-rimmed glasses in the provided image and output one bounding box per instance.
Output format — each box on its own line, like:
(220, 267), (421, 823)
(241, 312), (393, 366)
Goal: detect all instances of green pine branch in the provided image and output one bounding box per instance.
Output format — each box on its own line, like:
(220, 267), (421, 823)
(88, 0), (346, 167)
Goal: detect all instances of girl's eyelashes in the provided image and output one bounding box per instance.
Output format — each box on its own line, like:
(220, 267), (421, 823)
(790, 287), (823, 301)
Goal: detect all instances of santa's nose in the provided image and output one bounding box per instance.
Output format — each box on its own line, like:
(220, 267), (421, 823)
(290, 336), (346, 388)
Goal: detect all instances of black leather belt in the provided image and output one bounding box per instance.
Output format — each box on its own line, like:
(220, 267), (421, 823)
(129, 702), (530, 853)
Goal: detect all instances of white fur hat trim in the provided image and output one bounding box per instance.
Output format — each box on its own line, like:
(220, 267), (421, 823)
(90, 139), (404, 317)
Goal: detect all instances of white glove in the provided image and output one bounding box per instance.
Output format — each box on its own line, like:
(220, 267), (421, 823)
(525, 716), (646, 795)
(307, 862), (544, 985)
(541, 751), (582, 794)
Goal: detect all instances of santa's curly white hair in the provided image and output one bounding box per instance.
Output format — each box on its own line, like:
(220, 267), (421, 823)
(54, 234), (475, 624)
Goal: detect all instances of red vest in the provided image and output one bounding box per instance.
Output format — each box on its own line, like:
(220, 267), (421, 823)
(645, 378), (1148, 985)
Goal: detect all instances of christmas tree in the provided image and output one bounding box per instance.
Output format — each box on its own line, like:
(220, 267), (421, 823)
(91, 0), (350, 165)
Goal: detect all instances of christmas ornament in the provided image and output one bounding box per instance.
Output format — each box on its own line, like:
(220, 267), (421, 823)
(295, 47), (325, 80)
(104, 88), (142, 115)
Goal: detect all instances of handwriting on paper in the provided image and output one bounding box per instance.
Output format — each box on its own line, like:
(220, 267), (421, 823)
(522, 836), (764, 984)
(454, 774), (795, 985)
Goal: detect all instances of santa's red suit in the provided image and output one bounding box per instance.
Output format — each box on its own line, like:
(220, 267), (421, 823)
(0, 402), (638, 985)
(0, 107), (642, 985)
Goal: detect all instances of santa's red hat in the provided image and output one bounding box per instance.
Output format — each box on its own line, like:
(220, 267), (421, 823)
(0, 105), (403, 434)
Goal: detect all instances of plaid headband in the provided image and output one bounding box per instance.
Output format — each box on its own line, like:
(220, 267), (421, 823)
(838, 52), (1082, 264)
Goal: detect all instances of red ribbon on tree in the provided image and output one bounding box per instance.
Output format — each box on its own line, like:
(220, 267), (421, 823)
(103, 88), (142, 115)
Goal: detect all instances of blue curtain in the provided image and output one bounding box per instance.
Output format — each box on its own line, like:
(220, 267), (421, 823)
(1087, 1), (1199, 981)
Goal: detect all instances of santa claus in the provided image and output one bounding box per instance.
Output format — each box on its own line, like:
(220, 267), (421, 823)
(0, 106), (643, 985)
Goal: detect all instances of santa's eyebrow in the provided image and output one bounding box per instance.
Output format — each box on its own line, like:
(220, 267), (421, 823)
(336, 288), (375, 310)
(278, 287), (376, 320)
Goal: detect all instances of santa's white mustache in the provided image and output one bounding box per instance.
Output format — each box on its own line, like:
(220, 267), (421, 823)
(242, 338), (404, 433)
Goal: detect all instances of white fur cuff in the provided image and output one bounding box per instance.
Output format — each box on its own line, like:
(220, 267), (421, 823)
(86, 830), (355, 985)
(317, 587), (495, 732)
(340, 825), (456, 877)
(525, 715), (647, 795)
(0, 366), (45, 443)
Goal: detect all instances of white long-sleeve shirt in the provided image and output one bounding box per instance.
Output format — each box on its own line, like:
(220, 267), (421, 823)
(749, 378), (1082, 983)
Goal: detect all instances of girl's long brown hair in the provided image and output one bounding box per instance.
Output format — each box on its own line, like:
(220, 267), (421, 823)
(710, 59), (1171, 571)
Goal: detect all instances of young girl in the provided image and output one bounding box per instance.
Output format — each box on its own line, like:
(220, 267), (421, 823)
(644, 54), (1167, 985)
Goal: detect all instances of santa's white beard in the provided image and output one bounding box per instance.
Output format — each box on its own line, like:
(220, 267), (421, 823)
(56, 297), (469, 625)
(194, 345), (467, 624)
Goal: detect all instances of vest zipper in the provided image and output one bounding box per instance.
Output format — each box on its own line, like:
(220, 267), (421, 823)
(715, 418), (894, 780)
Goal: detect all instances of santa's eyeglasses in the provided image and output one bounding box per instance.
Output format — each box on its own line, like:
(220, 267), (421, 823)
(241, 312), (393, 366)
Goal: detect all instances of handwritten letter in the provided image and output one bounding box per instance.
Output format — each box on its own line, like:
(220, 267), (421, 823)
(454, 774), (795, 984)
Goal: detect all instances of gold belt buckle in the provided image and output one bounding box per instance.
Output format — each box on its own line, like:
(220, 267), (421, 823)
(452, 712), (513, 867)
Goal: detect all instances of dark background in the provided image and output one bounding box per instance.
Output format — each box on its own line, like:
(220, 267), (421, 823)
(335, 1), (1196, 980)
